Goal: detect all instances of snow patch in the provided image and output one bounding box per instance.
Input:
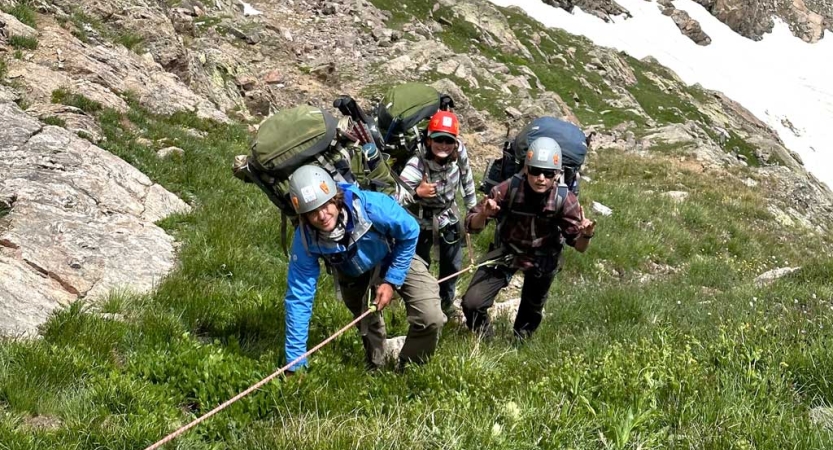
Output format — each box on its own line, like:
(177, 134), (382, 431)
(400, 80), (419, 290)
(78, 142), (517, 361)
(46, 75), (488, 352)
(240, 1), (262, 16)
(486, 0), (833, 189)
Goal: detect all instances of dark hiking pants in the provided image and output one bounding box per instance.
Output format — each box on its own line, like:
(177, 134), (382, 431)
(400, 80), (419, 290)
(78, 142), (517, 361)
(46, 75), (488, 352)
(339, 256), (444, 368)
(460, 260), (557, 338)
(415, 225), (462, 311)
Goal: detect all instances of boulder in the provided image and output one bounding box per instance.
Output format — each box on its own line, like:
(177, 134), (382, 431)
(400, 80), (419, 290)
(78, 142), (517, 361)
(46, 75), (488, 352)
(754, 267), (800, 286)
(663, 7), (712, 45)
(0, 100), (190, 336)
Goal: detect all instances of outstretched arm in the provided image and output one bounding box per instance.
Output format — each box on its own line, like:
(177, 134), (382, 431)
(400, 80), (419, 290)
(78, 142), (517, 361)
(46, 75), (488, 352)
(284, 227), (321, 370)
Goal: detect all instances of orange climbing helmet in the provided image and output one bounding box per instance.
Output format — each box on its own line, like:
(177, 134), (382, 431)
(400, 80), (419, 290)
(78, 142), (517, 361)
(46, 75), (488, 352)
(427, 110), (460, 140)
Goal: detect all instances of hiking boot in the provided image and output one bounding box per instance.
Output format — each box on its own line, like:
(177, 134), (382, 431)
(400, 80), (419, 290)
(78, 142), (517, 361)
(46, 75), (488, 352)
(513, 328), (533, 343)
(476, 324), (496, 342)
(394, 358), (410, 374)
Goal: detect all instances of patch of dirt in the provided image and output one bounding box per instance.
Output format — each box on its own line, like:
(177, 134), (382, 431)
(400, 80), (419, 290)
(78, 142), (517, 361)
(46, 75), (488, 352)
(23, 415), (63, 431)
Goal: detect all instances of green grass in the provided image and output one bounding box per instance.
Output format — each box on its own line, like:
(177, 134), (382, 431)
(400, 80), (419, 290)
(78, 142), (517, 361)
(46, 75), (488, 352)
(41, 116), (66, 127)
(51, 88), (103, 114)
(624, 56), (711, 126)
(1, 100), (831, 447)
(8, 35), (38, 50)
(114, 31), (144, 51)
(56, 9), (100, 43)
(2, 2), (37, 28)
(55, 7), (144, 52)
(725, 131), (762, 166)
(3, 2), (833, 449)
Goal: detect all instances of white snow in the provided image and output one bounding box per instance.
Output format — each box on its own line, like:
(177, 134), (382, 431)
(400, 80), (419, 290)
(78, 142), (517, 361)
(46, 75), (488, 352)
(240, 1), (263, 16)
(486, 0), (833, 189)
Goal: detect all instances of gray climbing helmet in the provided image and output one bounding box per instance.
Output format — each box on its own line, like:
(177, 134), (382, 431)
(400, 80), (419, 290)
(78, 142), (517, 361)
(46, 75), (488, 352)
(288, 165), (338, 214)
(525, 137), (563, 171)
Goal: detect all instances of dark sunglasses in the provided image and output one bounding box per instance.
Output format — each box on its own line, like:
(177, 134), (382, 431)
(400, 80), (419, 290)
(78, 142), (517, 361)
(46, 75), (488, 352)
(527, 166), (558, 179)
(432, 136), (456, 145)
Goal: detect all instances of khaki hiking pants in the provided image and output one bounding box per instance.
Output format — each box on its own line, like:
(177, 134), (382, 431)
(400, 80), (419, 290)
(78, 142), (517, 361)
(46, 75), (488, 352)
(338, 256), (444, 368)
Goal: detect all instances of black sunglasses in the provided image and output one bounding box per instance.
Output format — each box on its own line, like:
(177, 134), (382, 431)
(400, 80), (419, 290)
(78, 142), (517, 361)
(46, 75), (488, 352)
(527, 166), (558, 179)
(432, 136), (456, 145)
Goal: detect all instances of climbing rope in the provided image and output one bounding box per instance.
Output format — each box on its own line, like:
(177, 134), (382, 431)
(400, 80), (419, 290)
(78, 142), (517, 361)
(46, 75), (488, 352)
(436, 252), (514, 284)
(143, 306), (377, 450)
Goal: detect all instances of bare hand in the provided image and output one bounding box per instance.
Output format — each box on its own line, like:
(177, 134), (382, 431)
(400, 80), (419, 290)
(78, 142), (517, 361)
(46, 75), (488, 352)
(373, 282), (395, 310)
(416, 174), (437, 198)
(482, 198), (501, 217)
(578, 206), (595, 236)
(579, 218), (596, 236)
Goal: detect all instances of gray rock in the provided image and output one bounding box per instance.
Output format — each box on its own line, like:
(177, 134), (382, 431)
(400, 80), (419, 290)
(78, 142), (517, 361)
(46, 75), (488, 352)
(663, 191), (690, 202)
(7, 24), (229, 123)
(383, 336), (406, 364)
(436, 59), (459, 75)
(754, 267), (800, 286)
(694, 0), (828, 43)
(27, 104), (104, 142)
(492, 298), (521, 319)
(663, 7), (712, 45)
(504, 107), (523, 119)
(225, 26), (261, 45)
(0, 11), (37, 39)
(156, 146), (185, 160)
(592, 201), (613, 216)
(0, 101), (190, 336)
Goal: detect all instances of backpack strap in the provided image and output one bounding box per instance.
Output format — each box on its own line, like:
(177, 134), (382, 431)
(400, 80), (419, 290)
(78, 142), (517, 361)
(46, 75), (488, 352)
(493, 174), (523, 246)
(492, 177), (567, 249)
(281, 213), (289, 256)
(554, 183), (568, 217)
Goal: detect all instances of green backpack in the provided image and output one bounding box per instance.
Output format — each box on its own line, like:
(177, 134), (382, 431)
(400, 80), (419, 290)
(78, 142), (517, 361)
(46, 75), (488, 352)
(374, 83), (454, 173)
(233, 104), (397, 250)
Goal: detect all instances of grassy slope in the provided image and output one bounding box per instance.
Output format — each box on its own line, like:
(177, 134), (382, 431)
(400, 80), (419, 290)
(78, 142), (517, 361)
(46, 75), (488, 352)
(2, 2), (833, 449)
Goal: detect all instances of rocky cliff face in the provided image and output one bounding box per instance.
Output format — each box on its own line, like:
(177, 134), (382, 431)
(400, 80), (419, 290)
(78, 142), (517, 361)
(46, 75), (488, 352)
(1, 0), (831, 334)
(694, 0), (830, 43)
(544, 0), (832, 42)
(0, 86), (190, 336)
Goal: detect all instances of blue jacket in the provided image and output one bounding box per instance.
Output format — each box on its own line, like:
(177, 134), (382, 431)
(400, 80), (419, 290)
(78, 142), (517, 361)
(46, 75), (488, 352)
(284, 184), (419, 370)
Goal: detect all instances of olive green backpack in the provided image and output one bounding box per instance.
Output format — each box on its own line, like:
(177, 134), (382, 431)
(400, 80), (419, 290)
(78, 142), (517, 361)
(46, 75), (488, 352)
(374, 83), (454, 173)
(233, 104), (397, 251)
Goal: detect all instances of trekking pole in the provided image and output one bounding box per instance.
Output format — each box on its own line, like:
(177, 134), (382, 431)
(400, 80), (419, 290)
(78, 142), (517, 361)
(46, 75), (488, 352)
(464, 233), (475, 266)
(143, 306), (378, 450)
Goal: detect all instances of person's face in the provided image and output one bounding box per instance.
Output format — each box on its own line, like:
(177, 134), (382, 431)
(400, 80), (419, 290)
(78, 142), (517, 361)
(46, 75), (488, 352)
(525, 166), (559, 193)
(429, 135), (456, 159)
(305, 201), (339, 232)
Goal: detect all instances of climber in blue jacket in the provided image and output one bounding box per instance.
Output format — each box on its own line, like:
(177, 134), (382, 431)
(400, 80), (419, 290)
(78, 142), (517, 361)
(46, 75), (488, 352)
(283, 165), (444, 372)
